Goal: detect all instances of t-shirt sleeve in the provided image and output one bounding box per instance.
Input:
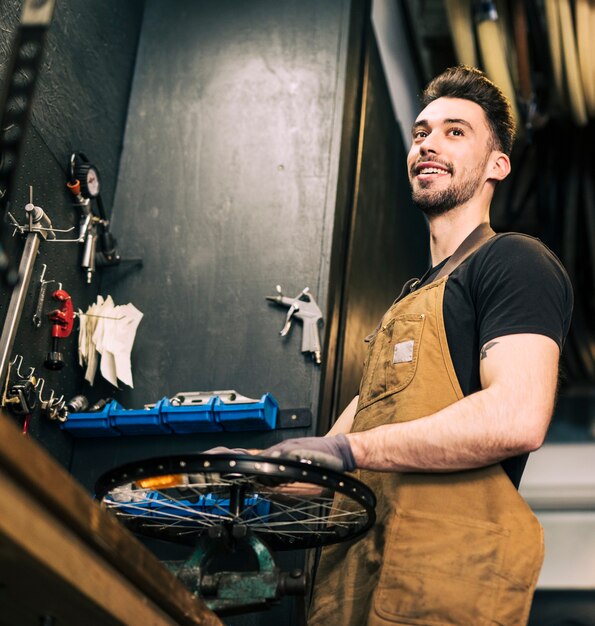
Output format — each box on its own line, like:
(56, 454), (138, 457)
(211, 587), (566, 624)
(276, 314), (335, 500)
(472, 235), (573, 350)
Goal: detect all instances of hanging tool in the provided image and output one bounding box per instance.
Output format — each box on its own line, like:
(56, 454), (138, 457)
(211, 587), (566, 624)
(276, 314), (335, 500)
(0, 0), (57, 286)
(266, 286), (323, 364)
(66, 152), (142, 282)
(65, 394), (89, 413)
(87, 397), (112, 413)
(6, 379), (37, 415)
(2, 356), (37, 434)
(44, 288), (74, 371)
(32, 264), (54, 328)
(66, 153), (107, 283)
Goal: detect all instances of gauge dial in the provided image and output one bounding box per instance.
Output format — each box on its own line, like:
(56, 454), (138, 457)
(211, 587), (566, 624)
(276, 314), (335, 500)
(74, 161), (101, 198)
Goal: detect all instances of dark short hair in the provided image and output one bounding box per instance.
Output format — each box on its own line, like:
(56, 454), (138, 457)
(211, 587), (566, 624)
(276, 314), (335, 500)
(421, 66), (515, 155)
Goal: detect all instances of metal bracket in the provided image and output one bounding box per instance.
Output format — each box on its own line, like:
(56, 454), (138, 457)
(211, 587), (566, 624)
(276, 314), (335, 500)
(278, 408), (312, 429)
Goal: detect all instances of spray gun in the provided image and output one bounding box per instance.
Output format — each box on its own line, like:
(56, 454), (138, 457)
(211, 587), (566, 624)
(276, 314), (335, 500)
(266, 286), (323, 364)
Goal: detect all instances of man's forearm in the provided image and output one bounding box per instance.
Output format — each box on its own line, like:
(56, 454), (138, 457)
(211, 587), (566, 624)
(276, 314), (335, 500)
(346, 384), (551, 472)
(326, 395), (359, 436)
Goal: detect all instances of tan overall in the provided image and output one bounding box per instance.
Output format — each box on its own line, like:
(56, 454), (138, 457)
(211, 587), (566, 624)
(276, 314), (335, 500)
(309, 238), (544, 626)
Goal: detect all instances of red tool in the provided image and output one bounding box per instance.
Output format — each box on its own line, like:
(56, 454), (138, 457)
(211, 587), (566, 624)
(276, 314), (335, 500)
(44, 288), (74, 370)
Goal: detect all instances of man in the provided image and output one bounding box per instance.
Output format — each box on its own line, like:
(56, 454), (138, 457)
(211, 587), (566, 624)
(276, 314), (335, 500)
(262, 66), (573, 625)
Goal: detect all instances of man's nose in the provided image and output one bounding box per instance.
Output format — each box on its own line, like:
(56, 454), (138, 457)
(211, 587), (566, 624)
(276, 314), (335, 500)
(419, 134), (438, 155)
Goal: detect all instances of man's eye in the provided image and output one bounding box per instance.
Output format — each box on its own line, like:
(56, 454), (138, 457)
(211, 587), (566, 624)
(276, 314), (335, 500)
(413, 130), (427, 139)
(449, 128), (464, 136)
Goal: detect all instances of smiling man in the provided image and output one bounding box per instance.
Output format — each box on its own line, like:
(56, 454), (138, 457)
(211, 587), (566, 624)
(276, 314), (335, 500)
(261, 66), (573, 625)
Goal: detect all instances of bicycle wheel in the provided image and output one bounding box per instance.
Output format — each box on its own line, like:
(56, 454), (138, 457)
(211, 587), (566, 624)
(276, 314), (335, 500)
(95, 453), (376, 550)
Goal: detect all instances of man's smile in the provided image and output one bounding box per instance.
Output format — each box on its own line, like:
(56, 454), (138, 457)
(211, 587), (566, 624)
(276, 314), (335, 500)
(412, 160), (452, 183)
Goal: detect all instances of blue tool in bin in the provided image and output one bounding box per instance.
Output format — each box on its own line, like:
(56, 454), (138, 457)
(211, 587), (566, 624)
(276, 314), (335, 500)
(110, 397), (171, 435)
(61, 390), (279, 437)
(160, 395), (219, 433)
(169, 390), (278, 431)
(61, 399), (123, 437)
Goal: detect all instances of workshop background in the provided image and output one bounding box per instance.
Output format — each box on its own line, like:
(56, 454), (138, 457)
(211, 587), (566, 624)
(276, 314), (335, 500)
(0, 0), (593, 625)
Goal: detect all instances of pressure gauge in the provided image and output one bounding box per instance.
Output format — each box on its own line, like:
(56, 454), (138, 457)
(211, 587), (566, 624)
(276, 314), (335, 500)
(69, 153), (101, 199)
(75, 162), (101, 198)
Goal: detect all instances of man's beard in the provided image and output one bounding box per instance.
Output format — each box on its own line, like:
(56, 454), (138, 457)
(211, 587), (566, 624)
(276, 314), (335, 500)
(410, 159), (487, 217)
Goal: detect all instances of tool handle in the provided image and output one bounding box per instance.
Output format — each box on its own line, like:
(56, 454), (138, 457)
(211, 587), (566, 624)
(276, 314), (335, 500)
(49, 289), (74, 338)
(301, 318), (321, 364)
(32, 280), (48, 327)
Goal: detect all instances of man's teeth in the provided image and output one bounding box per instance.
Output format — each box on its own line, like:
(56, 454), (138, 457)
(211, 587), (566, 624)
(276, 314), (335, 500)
(419, 167), (448, 174)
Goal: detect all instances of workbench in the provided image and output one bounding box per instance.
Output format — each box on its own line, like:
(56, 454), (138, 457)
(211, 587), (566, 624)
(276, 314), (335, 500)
(0, 411), (223, 626)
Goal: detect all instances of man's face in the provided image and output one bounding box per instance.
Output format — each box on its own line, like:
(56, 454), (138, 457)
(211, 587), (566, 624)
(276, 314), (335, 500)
(407, 97), (496, 216)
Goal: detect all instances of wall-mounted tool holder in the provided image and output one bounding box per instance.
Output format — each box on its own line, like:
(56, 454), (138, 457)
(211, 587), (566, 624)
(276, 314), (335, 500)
(0, 190), (84, 386)
(61, 391), (283, 437)
(37, 378), (67, 423)
(1, 354), (68, 433)
(159, 396), (219, 434)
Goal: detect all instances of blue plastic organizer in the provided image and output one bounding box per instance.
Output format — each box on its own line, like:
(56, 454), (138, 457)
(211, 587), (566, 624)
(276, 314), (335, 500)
(214, 393), (278, 431)
(61, 392), (279, 437)
(160, 397), (220, 433)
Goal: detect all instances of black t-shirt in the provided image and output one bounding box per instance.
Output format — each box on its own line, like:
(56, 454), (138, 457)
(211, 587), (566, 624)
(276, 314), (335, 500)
(415, 233), (573, 488)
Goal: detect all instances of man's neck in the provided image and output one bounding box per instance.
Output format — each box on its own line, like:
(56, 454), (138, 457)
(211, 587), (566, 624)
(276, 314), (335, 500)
(428, 204), (491, 266)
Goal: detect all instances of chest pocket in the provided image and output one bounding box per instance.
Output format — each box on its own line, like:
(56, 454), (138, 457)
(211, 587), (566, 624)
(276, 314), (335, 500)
(360, 313), (425, 406)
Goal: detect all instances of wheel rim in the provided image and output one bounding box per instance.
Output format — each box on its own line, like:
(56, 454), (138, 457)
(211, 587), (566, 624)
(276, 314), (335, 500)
(95, 453), (376, 550)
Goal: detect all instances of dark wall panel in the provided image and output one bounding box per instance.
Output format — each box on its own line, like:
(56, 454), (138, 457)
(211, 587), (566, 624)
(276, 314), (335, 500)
(0, 1), (144, 466)
(98, 0), (351, 418)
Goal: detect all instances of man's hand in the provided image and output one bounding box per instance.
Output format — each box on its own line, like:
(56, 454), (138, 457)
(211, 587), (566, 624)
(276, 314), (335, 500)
(260, 434), (356, 473)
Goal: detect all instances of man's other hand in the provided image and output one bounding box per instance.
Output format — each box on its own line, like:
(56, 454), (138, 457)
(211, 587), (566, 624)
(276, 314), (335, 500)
(260, 435), (356, 473)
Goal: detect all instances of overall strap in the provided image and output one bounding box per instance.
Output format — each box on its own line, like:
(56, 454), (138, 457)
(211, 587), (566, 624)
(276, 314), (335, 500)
(434, 222), (496, 281)
(389, 223), (496, 311)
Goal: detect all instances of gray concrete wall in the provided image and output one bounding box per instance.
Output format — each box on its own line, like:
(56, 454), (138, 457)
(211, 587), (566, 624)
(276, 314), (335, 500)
(100, 0), (352, 420)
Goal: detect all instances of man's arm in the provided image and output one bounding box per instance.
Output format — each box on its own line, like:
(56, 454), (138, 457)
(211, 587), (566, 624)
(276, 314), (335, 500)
(325, 395), (359, 436)
(347, 333), (560, 472)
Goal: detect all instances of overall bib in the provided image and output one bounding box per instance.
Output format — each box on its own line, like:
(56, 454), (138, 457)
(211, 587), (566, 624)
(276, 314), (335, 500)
(309, 232), (544, 626)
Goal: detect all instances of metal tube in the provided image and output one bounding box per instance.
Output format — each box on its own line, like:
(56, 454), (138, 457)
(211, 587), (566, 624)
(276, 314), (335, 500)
(0, 233), (41, 384)
(228, 483), (246, 518)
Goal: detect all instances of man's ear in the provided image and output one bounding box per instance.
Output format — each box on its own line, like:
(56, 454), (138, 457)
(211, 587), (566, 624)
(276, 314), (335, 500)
(487, 152), (511, 182)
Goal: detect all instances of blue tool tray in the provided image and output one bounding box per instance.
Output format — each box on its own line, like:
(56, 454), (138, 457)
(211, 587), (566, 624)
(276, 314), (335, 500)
(110, 398), (172, 435)
(61, 400), (123, 437)
(214, 393), (278, 431)
(160, 397), (220, 433)
(62, 393), (279, 436)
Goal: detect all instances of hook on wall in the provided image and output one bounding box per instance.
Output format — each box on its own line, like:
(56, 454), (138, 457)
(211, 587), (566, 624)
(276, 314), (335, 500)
(10, 354), (35, 381)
